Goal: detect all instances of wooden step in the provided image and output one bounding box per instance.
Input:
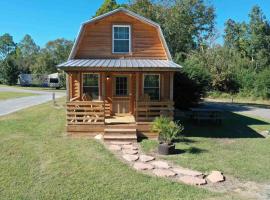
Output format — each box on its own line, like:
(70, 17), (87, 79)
(104, 128), (136, 133)
(104, 128), (137, 142)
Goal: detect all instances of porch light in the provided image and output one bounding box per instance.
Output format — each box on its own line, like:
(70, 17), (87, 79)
(106, 75), (110, 80)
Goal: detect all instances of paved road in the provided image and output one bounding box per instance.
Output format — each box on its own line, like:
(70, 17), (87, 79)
(202, 101), (270, 120)
(0, 86), (65, 116)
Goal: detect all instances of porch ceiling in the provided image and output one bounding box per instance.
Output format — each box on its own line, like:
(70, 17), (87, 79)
(57, 59), (182, 71)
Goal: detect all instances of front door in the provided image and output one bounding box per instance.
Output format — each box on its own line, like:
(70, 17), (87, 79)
(112, 75), (130, 115)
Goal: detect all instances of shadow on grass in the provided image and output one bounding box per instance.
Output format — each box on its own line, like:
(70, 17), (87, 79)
(176, 112), (268, 138)
(170, 147), (208, 155)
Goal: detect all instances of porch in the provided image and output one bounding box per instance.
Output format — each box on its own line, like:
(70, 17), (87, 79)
(64, 67), (175, 140)
(66, 99), (174, 140)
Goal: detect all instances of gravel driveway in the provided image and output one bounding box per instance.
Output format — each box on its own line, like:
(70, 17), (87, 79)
(202, 101), (270, 120)
(0, 86), (65, 116)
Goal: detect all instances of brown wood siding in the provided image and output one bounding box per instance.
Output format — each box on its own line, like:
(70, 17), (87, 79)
(68, 72), (81, 100)
(74, 12), (168, 59)
(163, 72), (170, 100)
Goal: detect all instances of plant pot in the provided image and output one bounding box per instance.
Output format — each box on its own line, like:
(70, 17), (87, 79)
(158, 142), (175, 155)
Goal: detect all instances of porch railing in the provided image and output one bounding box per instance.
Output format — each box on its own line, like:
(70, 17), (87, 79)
(136, 101), (174, 122)
(67, 101), (110, 125)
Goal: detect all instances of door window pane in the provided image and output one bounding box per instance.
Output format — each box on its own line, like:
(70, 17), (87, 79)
(115, 76), (128, 96)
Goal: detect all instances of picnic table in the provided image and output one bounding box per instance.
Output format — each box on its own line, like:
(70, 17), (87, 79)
(186, 108), (223, 124)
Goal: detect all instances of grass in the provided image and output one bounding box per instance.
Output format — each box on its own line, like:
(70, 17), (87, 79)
(0, 99), (218, 200)
(0, 91), (38, 100)
(141, 112), (270, 183)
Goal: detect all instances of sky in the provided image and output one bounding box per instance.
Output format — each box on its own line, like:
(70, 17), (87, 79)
(0, 0), (269, 47)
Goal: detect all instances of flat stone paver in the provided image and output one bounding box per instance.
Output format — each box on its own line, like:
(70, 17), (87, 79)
(122, 154), (139, 162)
(139, 155), (155, 162)
(153, 169), (176, 177)
(207, 171), (225, 183)
(108, 145), (122, 151)
(122, 149), (138, 155)
(172, 167), (203, 177)
(133, 162), (154, 170)
(151, 161), (170, 169)
(179, 176), (207, 185)
(94, 134), (103, 140)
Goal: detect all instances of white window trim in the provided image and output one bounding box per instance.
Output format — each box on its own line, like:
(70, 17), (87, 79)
(82, 73), (100, 100)
(112, 25), (131, 54)
(143, 74), (160, 101)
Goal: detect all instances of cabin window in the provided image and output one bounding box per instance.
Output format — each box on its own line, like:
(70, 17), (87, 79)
(82, 73), (99, 100)
(143, 74), (160, 100)
(115, 76), (128, 96)
(113, 25), (131, 53)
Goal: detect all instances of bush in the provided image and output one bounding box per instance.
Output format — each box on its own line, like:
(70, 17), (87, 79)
(174, 72), (204, 109)
(253, 69), (270, 99)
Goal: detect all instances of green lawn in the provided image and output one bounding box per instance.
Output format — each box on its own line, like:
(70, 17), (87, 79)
(141, 112), (270, 183)
(0, 99), (219, 200)
(0, 91), (37, 100)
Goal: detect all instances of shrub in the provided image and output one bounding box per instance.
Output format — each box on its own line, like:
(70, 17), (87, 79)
(174, 72), (204, 109)
(152, 116), (184, 144)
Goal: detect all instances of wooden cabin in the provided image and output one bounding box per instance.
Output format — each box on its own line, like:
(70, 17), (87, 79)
(57, 8), (181, 141)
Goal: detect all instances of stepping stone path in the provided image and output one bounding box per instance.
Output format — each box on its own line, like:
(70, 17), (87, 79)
(123, 154), (139, 162)
(172, 167), (203, 177)
(139, 155), (155, 162)
(122, 145), (138, 150)
(207, 171), (225, 183)
(106, 141), (226, 187)
(151, 161), (170, 169)
(133, 162), (154, 170)
(153, 169), (176, 177)
(122, 149), (138, 155)
(108, 144), (122, 151)
(179, 176), (207, 185)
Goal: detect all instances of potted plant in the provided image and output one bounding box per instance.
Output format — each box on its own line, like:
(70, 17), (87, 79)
(152, 116), (184, 155)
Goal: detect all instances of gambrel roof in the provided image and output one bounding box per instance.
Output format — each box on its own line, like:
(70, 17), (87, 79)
(68, 7), (172, 60)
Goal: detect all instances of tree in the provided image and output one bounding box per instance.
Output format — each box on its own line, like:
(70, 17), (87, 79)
(128, 0), (157, 21)
(94, 0), (120, 17)
(248, 6), (270, 69)
(31, 38), (73, 74)
(0, 53), (19, 85)
(224, 19), (249, 57)
(17, 34), (40, 73)
(0, 33), (16, 60)
(128, 0), (215, 61)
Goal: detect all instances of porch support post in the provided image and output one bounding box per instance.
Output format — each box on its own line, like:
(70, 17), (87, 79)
(170, 72), (174, 101)
(102, 72), (106, 100)
(136, 72), (139, 101)
(66, 72), (70, 101)
(99, 72), (102, 101)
